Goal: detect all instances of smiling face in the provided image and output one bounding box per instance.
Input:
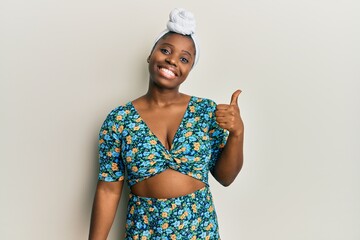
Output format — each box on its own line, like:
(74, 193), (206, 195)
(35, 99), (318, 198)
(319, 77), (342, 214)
(147, 32), (196, 90)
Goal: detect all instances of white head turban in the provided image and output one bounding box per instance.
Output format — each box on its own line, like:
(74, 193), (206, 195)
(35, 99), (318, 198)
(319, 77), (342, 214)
(152, 8), (200, 67)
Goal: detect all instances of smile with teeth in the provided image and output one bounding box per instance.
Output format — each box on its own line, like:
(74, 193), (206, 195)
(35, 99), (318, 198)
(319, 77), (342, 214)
(159, 67), (176, 78)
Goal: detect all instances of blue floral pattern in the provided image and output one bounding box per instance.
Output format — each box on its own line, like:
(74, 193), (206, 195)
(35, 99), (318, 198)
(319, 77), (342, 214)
(125, 186), (220, 239)
(97, 96), (228, 239)
(98, 96), (229, 187)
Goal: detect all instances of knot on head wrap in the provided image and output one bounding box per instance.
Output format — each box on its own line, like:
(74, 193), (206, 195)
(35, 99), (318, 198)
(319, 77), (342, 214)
(167, 8), (196, 35)
(152, 8), (200, 67)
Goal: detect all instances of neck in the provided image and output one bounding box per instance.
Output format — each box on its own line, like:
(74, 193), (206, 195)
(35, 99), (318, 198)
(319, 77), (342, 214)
(145, 83), (183, 106)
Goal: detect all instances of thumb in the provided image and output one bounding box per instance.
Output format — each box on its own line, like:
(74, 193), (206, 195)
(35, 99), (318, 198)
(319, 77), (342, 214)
(230, 89), (242, 105)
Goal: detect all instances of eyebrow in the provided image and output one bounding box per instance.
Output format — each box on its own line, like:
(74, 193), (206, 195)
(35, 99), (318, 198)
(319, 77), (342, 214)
(160, 43), (193, 58)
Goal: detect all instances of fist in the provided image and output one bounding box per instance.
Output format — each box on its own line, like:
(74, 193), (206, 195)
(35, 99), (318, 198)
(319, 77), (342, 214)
(215, 90), (244, 136)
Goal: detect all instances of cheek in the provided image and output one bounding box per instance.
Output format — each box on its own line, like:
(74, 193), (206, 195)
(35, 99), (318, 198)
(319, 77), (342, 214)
(148, 57), (159, 71)
(181, 66), (192, 78)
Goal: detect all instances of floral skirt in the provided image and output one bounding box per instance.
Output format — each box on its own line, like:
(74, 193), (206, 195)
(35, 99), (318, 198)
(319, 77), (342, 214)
(124, 186), (221, 240)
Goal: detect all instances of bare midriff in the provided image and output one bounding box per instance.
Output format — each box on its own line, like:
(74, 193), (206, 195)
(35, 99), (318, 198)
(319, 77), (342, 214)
(130, 169), (206, 199)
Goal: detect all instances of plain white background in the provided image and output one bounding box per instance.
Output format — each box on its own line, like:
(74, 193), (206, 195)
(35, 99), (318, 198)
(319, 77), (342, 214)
(1, 0), (359, 239)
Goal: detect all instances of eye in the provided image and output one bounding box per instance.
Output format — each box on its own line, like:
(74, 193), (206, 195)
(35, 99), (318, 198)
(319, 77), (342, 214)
(180, 57), (189, 64)
(160, 48), (170, 54)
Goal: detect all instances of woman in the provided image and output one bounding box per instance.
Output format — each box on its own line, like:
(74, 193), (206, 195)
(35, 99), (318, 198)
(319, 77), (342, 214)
(89, 8), (244, 240)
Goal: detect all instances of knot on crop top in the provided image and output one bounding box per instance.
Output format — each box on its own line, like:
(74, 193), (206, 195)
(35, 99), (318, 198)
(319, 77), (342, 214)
(97, 96), (229, 187)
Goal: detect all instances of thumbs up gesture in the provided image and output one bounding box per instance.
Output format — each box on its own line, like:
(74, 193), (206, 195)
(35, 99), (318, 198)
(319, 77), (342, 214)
(215, 90), (244, 136)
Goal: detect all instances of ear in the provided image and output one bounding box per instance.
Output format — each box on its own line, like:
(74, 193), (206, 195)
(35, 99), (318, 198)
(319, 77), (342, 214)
(147, 56), (150, 63)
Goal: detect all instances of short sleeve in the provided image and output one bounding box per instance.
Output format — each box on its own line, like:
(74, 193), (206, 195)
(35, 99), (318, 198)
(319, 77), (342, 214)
(208, 100), (229, 175)
(97, 109), (125, 182)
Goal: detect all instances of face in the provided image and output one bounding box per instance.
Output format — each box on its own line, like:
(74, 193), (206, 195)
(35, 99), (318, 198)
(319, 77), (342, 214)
(147, 33), (196, 90)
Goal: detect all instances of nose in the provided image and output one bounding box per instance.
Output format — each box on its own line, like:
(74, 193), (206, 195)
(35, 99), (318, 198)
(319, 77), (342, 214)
(165, 57), (177, 66)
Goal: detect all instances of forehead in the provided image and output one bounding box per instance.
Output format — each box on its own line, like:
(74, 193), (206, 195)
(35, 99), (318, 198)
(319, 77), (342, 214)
(156, 33), (195, 55)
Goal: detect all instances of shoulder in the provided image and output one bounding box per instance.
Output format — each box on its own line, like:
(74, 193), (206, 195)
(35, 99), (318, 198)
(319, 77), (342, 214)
(102, 102), (133, 125)
(191, 96), (217, 111)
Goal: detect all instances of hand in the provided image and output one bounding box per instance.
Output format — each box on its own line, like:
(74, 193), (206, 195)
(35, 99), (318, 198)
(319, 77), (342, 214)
(215, 90), (244, 136)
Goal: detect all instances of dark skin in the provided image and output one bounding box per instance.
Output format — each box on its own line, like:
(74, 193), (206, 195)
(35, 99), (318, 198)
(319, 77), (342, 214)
(89, 33), (244, 239)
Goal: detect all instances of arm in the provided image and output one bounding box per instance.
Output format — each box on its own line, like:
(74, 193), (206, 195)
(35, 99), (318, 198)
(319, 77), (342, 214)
(212, 131), (244, 187)
(91, 107), (126, 238)
(212, 90), (244, 186)
(89, 180), (124, 240)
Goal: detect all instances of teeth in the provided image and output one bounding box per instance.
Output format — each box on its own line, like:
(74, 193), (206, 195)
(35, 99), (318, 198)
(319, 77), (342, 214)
(160, 68), (175, 77)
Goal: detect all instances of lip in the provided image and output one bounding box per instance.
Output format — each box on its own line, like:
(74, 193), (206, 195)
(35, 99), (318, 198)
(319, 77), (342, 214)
(158, 65), (179, 77)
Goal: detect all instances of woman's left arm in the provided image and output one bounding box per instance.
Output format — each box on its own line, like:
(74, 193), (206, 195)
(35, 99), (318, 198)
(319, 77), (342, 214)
(212, 90), (244, 186)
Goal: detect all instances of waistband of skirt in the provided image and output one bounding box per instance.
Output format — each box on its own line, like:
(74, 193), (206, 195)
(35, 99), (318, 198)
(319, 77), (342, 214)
(128, 185), (210, 202)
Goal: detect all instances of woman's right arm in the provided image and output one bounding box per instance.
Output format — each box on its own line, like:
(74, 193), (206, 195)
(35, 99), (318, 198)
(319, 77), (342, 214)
(89, 180), (124, 240)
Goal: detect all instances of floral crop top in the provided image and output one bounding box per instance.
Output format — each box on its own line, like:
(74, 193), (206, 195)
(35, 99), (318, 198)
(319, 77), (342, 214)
(97, 96), (229, 187)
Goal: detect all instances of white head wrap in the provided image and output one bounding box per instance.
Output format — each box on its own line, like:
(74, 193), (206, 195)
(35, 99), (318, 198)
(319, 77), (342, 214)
(152, 8), (200, 67)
